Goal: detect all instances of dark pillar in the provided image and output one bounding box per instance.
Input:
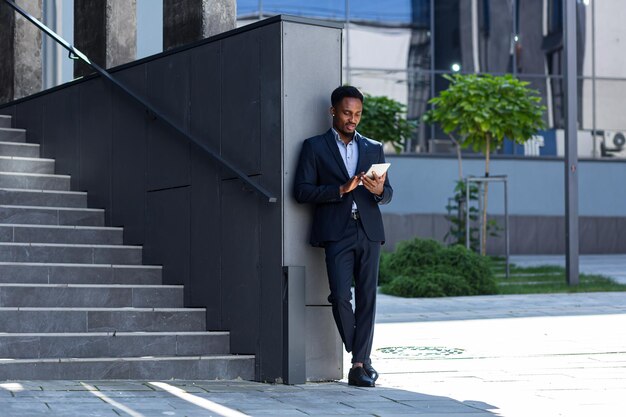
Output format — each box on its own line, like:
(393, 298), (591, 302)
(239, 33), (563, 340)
(74, 0), (136, 77)
(163, 0), (236, 51)
(563, 0), (579, 285)
(0, 0), (42, 104)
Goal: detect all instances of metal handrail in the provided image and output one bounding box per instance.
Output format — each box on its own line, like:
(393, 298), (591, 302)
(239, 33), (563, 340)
(3, 0), (277, 203)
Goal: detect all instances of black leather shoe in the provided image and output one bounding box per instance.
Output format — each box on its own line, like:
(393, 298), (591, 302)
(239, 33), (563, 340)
(364, 363), (379, 381)
(348, 366), (375, 387)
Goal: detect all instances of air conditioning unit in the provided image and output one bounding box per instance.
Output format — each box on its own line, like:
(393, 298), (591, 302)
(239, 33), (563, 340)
(602, 131), (626, 158)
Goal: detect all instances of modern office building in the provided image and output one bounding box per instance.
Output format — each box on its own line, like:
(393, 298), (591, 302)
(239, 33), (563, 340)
(23, 1), (626, 159)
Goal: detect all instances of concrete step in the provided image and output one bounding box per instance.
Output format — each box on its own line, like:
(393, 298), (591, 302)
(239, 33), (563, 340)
(0, 307), (206, 332)
(0, 355), (255, 380)
(0, 115), (11, 128)
(0, 205), (104, 226)
(0, 141), (39, 157)
(0, 263), (162, 285)
(0, 188), (87, 208)
(0, 127), (26, 142)
(0, 242), (142, 264)
(0, 171), (70, 191)
(0, 156), (54, 174)
(0, 331), (230, 358)
(0, 283), (182, 308)
(0, 117), (252, 382)
(0, 224), (123, 245)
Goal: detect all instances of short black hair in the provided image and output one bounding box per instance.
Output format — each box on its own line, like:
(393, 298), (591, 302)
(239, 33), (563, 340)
(331, 85), (364, 107)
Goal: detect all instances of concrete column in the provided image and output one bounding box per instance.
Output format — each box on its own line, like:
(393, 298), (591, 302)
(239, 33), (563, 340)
(74, 0), (136, 77)
(163, 0), (236, 51)
(0, 0), (43, 104)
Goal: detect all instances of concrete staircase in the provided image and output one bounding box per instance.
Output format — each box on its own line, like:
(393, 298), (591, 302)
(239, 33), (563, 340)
(0, 114), (254, 380)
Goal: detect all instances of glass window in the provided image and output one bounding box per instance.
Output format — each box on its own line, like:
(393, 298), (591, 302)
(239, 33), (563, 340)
(237, 0), (346, 20)
(348, 0), (411, 25)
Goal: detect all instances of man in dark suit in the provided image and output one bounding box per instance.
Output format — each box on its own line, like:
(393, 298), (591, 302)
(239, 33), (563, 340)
(294, 86), (393, 387)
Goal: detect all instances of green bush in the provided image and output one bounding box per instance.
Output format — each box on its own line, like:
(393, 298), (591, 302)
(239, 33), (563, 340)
(384, 273), (472, 298)
(358, 94), (417, 153)
(379, 238), (497, 298)
(378, 251), (394, 285)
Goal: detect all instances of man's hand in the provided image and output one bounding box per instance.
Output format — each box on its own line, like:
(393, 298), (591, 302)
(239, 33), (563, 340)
(362, 172), (386, 196)
(339, 174), (362, 196)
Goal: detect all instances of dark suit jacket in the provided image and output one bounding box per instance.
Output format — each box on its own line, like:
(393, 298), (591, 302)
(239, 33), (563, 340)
(294, 129), (393, 246)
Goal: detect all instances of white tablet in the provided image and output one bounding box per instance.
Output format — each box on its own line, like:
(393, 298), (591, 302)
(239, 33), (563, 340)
(364, 163), (390, 179)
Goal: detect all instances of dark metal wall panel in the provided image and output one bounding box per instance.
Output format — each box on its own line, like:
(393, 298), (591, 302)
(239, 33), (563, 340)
(220, 178), (260, 355)
(145, 187), (191, 293)
(14, 99), (42, 144)
(189, 42), (223, 328)
(189, 43), (222, 152)
(110, 66), (148, 245)
(146, 51), (191, 191)
(189, 148), (222, 326)
(221, 30), (262, 177)
(0, 105), (16, 123)
(258, 199), (283, 381)
(258, 24), (282, 188)
(257, 23), (284, 382)
(78, 80), (112, 221)
(41, 89), (80, 188)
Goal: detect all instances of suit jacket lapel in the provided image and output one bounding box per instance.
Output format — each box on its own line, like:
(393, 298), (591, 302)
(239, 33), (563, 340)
(323, 129), (350, 180)
(355, 133), (370, 174)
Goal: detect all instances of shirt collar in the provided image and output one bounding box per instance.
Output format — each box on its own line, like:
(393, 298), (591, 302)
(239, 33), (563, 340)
(332, 128), (360, 144)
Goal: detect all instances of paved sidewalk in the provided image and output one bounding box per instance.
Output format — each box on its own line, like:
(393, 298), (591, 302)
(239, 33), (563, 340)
(376, 291), (626, 323)
(370, 292), (626, 417)
(1, 258), (626, 416)
(0, 379), (493, 417)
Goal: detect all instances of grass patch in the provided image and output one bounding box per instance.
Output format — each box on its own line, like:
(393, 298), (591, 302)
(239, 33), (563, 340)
(489, 258), (626, 294)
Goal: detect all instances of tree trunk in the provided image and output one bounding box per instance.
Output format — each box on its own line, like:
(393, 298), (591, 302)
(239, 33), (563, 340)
(481, 135), (491, 256)
(449, 134), (463, 180)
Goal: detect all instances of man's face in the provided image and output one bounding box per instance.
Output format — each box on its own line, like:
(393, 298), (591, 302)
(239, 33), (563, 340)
(331, 97), (363, 139)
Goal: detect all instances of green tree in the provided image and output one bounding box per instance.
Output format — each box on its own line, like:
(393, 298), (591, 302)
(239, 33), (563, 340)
(359, 94), (417, 153)
(423, 74), (546, 254)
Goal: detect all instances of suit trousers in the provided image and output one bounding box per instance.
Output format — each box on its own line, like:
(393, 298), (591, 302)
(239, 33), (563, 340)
(324, 216), (380, 364)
